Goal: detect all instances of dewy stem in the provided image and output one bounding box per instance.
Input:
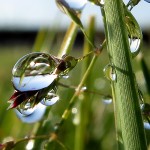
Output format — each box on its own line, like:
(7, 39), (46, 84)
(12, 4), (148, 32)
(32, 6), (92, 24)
(103, 0), (147, 149)
(55, 41), (105, 133)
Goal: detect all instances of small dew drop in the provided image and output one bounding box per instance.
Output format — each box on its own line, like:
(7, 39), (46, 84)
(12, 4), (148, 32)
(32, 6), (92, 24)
(144, 122), (150, 130)
(129, 38), (141, 57)
(103, 64), (116, 82)
(62, 75), (69, 79)
(40, 90), (59, 106)
(81, 86), (87, 92)
(73, 116), (80, 125)
(102, 96), (112, 105)
(15, 103), (46, 123)
(26, 140), (34, 150)
(100, 0), (104, 5)
(17, 102), (36, 116)
(72, 107), (78, 114)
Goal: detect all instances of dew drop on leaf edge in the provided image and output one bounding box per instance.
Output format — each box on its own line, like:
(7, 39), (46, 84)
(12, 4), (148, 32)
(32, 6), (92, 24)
(103, 64), (116, 82)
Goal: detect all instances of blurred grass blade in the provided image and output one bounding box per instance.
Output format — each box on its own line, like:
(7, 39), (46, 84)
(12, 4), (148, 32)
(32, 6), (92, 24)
(74, 16), (95, 150)
(57, 22), (78, 57)
(32, 28), (48, 52)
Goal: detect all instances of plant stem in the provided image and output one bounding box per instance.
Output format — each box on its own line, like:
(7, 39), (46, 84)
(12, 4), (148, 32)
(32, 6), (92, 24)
(55, 41), (105, 134)
(103, 0), (147, 149)
(57, 22), (78, 57)
(74, 16), (95, 150)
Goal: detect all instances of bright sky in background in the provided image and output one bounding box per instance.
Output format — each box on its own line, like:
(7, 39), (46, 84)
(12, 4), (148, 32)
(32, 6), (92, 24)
(0, 0), (149, 30)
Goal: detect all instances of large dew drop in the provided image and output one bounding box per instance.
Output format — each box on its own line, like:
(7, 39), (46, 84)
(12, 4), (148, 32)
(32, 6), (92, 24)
(15, 103), (46, 123)
(12, 52), (59, 91)
(103, 64), (116, 82)
(57, 0), (87, 11)
(40, 90), (59, 106)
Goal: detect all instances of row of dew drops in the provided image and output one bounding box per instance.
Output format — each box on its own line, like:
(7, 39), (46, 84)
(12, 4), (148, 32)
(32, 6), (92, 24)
(9, 0), (150, 124)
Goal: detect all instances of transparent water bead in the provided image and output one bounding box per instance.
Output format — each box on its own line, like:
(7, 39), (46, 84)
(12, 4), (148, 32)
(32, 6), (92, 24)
(100, 0), (104, 5)
(129, 38), (141, 57)
(62, 75), (69, 79)
(26, 140), (34, 150)
(15, 103), (46, 123)
(12, 52), (59, 91)
(144, 122), (150, 130)
(40, 90), (59, 106)
(17, 102), (36, 116)
(103, 64), (116, 82)
(102, 96), (112, 105)
(124, 7), (142, 58)
(57, 0), (87, 11)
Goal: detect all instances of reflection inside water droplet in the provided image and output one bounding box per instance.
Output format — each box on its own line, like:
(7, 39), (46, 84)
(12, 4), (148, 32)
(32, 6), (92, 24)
(17, 102), (36, 116)
(72, 107), (78, 114)
(129, 38), (141, 57)
(144, 0), (150, 3)
(81, 86), (87, 91)
(100, 0), (104, 5)
(15, 103), (46, 123)
(103, 64), (116, 82)
(102, 96), (112, 105)
(144, 122), (150, 130)
(26, 140), (34, 150)
(40, 90), (59, 106)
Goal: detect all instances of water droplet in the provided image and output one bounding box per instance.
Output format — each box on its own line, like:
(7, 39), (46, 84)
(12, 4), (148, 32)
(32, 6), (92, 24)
(124, 7), (142, 58)
(81, 86), (87, 91)
(73, 115), (80, 125)
(103, 64), (116, 82)
(15, 103), (46, 123)
(144, 0), (150, 3)
(12, 52), (59, 91)
(102, 96), (112, 105)
(17, 102), (36, 116)
(57, 0), (87, 11)
(62, 75), (69, 79)
(72, 107), (78, 114)
(26, 140), (34, 150)
(100, 0), (104, 5)
(129, 38), (141, 57)
(40, 90), (59, 106)
(144, 122), (150, 130)
(127, 0), (141, 10)
(140, 103), (150, 126)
